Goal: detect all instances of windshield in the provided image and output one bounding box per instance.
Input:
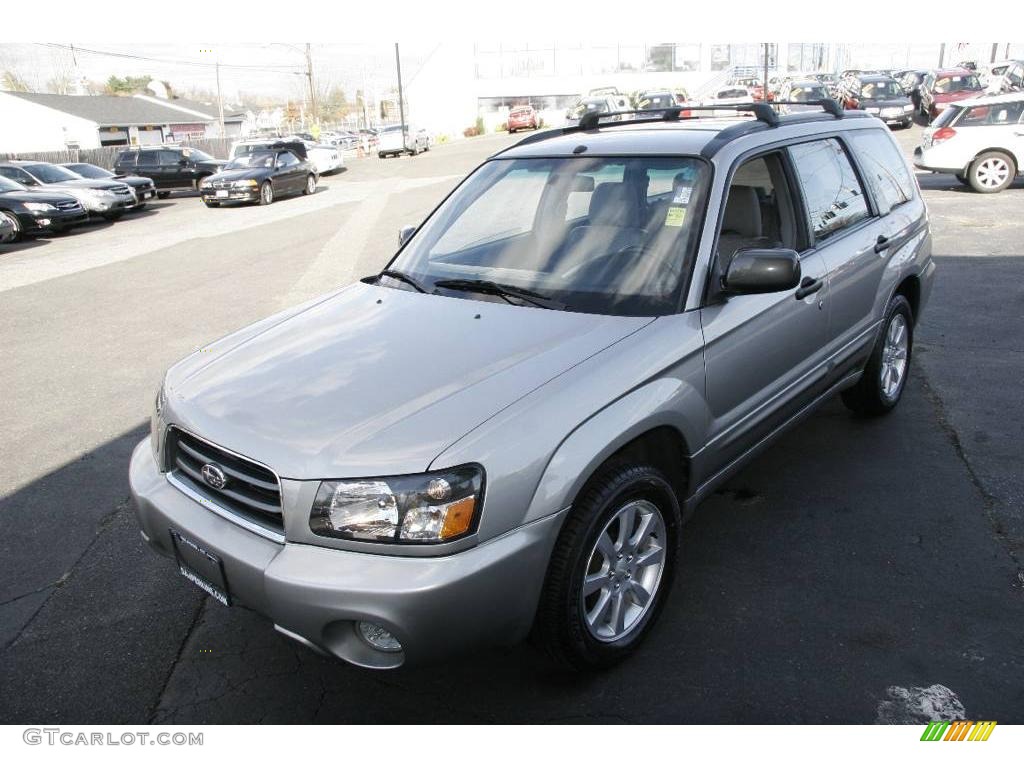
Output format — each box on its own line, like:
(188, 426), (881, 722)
(860, 80), (904, 99)
(183, 148), (214, 162)
(67, 164), (112, 179)
(934, 74), (982, 93)
(387, 156), (711, 316)
(225, 151), (276, 170)
(789, 84), (828, 101)
(25, 164), (79, 183)
(0, 175), (25, 192)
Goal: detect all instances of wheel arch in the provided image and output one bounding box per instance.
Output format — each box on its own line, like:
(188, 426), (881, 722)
(971, 146), (1019, 174)
(525, 381), (700, 527)
(893, 273), (921, 324)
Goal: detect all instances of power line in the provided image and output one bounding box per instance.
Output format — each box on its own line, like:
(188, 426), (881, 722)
(35, 43), (304, 74)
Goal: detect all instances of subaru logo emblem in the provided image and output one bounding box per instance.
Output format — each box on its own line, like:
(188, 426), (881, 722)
(201, 463), (227, 490)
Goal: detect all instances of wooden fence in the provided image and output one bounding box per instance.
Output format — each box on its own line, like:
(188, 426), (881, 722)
(0, 138), (236, 170)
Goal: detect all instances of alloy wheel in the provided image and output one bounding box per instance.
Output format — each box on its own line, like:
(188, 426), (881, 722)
(581, 499), (667, 642)
(880, 313), (909, 400)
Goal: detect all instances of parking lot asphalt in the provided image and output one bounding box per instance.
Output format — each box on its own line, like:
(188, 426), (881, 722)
(0, 128), (1021, 724)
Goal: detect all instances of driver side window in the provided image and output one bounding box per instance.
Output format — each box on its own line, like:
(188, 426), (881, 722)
(715, 153), (797, 270)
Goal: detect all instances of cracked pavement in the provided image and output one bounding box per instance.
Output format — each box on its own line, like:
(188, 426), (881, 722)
(1, 130), (1022, 724)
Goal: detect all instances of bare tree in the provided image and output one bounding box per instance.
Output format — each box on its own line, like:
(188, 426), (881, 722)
(45, 47), (75, 94)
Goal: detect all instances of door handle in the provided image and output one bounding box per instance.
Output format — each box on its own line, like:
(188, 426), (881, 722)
(795, 276), (823, 300)
(874, 234), (891, 254)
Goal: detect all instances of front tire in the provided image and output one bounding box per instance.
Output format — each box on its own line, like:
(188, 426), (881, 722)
(967, 151), (1015, 193)
(157, 191), (171, 199)
(258, 181), (273, 206)
(841, 294), (913, 416)
(0, 210), (20, 243)
(204, 201), (220, 208)
(534, 464), (680, 671)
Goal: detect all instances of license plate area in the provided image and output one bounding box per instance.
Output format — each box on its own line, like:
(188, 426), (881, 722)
(170, 528), (231, 606)
(215, 189), (229, 198)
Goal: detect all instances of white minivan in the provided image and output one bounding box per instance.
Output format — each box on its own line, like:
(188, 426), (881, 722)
(377, 125), (429, 158)
(914, 92), (1024, 193)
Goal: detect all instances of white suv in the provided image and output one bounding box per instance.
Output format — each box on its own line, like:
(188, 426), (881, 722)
(914, 92), (1024, 193)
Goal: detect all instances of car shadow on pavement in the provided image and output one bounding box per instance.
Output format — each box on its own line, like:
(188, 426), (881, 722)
(0, 237), (51, 256)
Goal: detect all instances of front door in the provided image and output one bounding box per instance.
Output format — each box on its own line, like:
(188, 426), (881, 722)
(700, 151), (831, 472)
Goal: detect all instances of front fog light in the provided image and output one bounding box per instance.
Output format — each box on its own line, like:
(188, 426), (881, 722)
(310, 465), (483, 544)
(356, 621), (402, 653)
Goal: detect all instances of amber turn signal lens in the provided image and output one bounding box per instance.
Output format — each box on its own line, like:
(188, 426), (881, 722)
(441, 496), (476, 539)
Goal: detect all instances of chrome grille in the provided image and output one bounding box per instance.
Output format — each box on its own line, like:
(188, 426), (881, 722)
(168, 428), (283, 535)
(55, 200), (82, 211)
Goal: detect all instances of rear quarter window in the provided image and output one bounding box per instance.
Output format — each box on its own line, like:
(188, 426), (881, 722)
(846, 129), (914, 215)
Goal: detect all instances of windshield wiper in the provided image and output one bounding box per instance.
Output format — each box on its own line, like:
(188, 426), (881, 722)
(433, 278), (565, 310)
(378, 269), (428, 294)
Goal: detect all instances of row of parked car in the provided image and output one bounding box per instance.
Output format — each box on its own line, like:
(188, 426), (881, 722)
(0, 136), (347, 243)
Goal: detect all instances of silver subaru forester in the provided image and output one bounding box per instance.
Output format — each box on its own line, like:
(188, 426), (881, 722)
(131, 101), (934, 670)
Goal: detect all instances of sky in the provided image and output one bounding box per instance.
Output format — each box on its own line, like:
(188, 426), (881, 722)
(0, 43), (434, 104)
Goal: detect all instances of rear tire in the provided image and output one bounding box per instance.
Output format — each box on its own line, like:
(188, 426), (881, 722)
(534, 463), (680, 671)
(303, 174), (316, 195)
(967, 151), (1015, 194)
(841, 295), (913, 416)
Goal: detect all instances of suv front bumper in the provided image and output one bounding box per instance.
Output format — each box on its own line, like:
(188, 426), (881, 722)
(129, 440), (565, 668)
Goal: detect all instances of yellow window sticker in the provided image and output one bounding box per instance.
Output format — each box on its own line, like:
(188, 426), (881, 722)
(665, 206), (687, 227)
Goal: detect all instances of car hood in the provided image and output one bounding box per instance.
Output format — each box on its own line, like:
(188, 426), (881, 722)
(935, 90), (982, 102)
(0, 189), (80, 205)
(859, 97), (911, 108)
(39, 179), (125, 191)
(205, 168), (271, 183)
(164, 281), (652, 479)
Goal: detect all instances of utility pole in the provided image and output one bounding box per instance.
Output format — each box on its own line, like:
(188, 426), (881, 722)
(305, 43), (318, 133)
(938, 43), (946, 68)
(763, 43), (770, 103)
(395, 42), (407, 150)
(215, 59), (226, 139)
(990, 43), (998, 63)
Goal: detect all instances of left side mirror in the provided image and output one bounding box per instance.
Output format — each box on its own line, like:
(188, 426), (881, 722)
(723, 248), (801, 295)
(398, 224), (417, 247)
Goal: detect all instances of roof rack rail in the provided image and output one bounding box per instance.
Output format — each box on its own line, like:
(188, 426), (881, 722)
(768, 98), (845, 117)
(507, 103), (780, 151)
(503, 98), (848, 156)
(576, 103), (780, 131)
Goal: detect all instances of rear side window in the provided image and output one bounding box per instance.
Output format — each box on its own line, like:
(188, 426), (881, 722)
(846, 129), (914, 215)
(137, 151), (160, 166)
(958, 101), (1024, 126)
(788, 138), (870, 241)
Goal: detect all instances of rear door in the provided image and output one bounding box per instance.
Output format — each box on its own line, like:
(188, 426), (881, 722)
(786, 135), (889, 375)
(136, 150), (163, 187)
(700, 150), (830, 470)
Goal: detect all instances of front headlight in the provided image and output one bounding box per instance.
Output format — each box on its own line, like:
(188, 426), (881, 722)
(310, 466), (483, 544)
(230, 179), (258, 188)
(199, 179), (213, 188)
(24, 202), (56, 213)
(150, 383), (168, 468)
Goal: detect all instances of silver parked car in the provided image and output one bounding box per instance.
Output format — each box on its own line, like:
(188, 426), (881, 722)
(131, 101), (934, 670)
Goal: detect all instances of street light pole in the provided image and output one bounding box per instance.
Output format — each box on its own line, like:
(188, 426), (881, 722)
(395, 42), (407, 151)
